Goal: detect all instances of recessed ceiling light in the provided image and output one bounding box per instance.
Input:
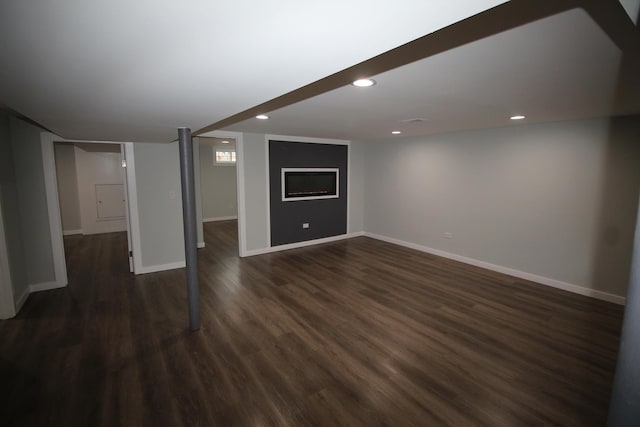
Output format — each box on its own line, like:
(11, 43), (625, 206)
(392, 131), (402, 135)
(221, 140), (230, 144)
(256, 114), (269, 120)
(352, 78), (376, 87)
(510, 115), (526, 120)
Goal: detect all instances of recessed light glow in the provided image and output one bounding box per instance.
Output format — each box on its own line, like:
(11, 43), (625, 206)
(392, 131), (402, 135)
(256, 114), (269, 120)
(352, 78), (376, 87)
(221, 140), (230, 144)
(510, 115), (526, 120)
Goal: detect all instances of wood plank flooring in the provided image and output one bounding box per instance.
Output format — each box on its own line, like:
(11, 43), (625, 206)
(0, 220), (624, 426)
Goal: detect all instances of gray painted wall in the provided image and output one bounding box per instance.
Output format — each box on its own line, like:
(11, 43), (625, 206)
(54, 143), (82, 232)
(349, 140), (365, 234)
(199, 141), (237, 220)
(242, 133), (270, 251)
(10, 117), (56, 286)
(0, 112), (27, 303)
(363, 116), (640, 298)
(134, 141), (185, 268)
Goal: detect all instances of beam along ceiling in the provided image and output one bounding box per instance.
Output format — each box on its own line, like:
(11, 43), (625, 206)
(0, 0), (506, 142)
(222, 8), (640, 141)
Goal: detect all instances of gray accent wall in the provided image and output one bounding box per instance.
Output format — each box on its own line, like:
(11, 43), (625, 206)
(363, 116), (640, 298)
(269, 140), (348, 246)
(54, 143), (82, 232)
(134, 141), (185, 268)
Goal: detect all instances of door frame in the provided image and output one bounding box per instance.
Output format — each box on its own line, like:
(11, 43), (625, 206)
(40, 133), (141, 283)
(197, 130), (246, 257)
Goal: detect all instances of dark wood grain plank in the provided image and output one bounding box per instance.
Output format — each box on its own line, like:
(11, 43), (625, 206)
(0, 220), (623, 426)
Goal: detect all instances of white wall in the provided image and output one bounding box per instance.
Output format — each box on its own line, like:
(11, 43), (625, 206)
(133, 141), (185, 271)
(199, 138), (238, 221)
(363, 116), (640, 300)
(74, 143), (126, 235)
(54, 142), (82, 233)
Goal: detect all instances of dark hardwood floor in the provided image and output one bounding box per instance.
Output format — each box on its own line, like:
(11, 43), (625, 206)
(0, 220), (624, 426)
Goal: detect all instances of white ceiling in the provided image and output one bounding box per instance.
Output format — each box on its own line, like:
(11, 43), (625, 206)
(0, 0), (507, 142)
(225, 8), (640, 140)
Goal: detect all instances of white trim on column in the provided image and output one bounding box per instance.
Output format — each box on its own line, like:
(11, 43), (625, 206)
(192, 137), (205, 249)
(235, 133), (247, 257)
(41, 132), (68, 288)
(264, 136), (271, 248)
(124, 143), (143, 275)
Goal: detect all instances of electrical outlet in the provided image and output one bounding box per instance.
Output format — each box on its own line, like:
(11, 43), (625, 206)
(303, 223), (310, 229)
(444, 232), (453, 239)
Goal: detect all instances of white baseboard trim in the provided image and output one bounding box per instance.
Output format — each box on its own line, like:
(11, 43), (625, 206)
(363, 232), (626, 306)
(30, 281), (67, 293)
(197, 242), (206, 248)
(15, 287), (30, 312)
(244, 232), (365, 257)
(203, 216), (237, 223)
(63, 229), (83, 236)
(137, 261), (186, 275)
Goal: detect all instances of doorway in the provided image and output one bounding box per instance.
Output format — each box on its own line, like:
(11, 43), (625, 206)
(195, 131), (246, 257)
(197, 136), (239, 252)
(53, 141), (133, 275)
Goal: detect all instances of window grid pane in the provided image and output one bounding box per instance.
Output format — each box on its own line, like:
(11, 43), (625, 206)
(215, 150), (236, 164)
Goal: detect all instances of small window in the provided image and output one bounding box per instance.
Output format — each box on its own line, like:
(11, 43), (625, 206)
(214, 149), (236, 165)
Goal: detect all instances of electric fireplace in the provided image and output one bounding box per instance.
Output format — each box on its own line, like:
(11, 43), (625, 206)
(281, 168), (339, 202)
